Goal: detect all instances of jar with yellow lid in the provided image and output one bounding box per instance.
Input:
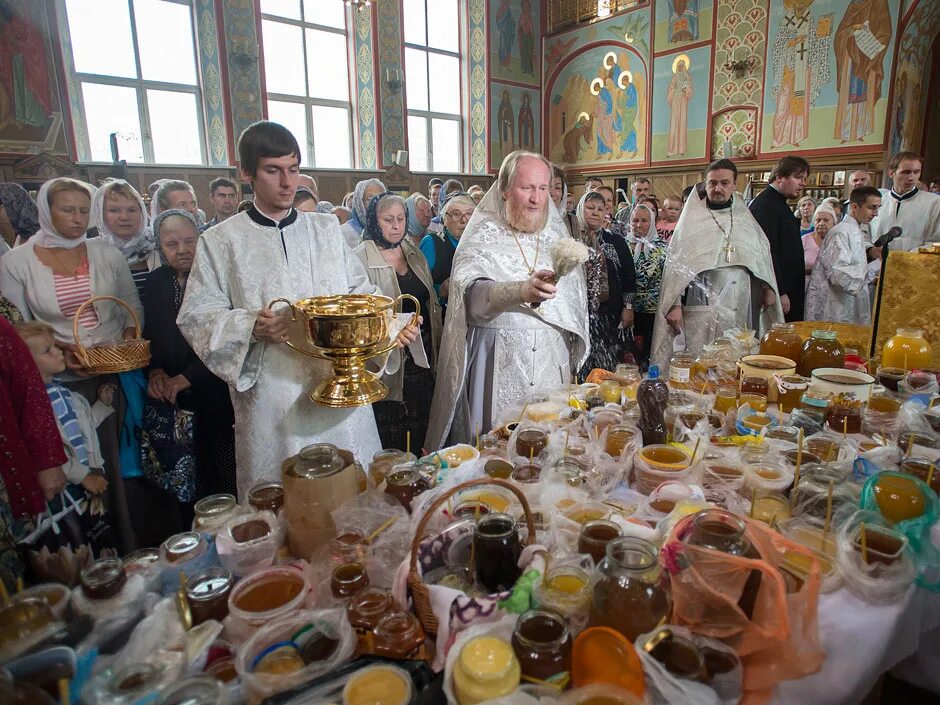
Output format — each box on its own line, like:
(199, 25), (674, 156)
(882, 328), (932, 371)
(760, 323), (802, 363)
(453, 636), (521, 705)
(668, 352), (694, 390)
(797, 330), (845, 376)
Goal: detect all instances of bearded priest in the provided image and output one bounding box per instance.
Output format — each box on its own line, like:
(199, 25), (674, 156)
(426, 151), (589, 449)
(650, 158), (784, 371)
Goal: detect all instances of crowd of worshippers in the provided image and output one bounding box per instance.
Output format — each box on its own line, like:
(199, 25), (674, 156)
(1, 119), (939, 581)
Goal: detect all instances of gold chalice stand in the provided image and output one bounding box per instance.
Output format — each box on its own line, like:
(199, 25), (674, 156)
(268, 294), (420, 407)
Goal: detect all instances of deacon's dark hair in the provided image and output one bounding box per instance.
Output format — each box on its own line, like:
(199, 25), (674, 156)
(770, 156), (810, 181)
(705, 159), (738, 179)
(209, 177), (237, 195)
(889, 151), (922, 170)
(849, 185), (882, 206)
(238, 121), (301, 177)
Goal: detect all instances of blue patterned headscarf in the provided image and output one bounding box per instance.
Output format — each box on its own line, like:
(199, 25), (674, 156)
(363, 192), (407, 250)
(405, 193), (430, 238)
(350, 178), (386, 234)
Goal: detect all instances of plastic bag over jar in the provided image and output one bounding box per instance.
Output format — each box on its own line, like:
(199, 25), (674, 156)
(215, 510), (280, 578)
(835, 510), (917, 604)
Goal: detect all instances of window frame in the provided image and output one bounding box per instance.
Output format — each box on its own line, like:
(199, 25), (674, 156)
(403, 0), (464, 173)
(62, 0), (208, 165)
(260, 3), (354, 170)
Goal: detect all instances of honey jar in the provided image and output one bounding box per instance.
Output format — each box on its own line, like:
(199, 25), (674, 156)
(511, 609), (572, 687)
(668, 352), (694, 390)
(797, 330), (845, 377)
(374, 610), (426, 659)
(882, 328), (932, 371)
(760, 322), (802, 362)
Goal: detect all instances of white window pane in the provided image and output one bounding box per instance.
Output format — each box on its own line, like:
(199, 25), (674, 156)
(427, 0), (459, 52)
(147, 90), (202, 164)
(260, 0), (300, 19)
(431, 118), (460, 173)
(303, 0), (345, 28)
(66, 0), (136, 78)
(262, 20), (306, 96)
(81, 83), (144, 162)
(428, 54), (460, 114)
(267, 101), (309, 162)
(408, 116), (428, 172)
(306, 29), (349, 101)
(134, 0), (197, 85)
(402, 0), (427, 46)
(312, 106), (351, 168)
(404, 48), (428, 112)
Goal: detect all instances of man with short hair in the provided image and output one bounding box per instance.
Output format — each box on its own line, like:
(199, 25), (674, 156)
(155, 180), (200, 221)
(869, 152), (940, 253)
(749, 155), (809, 321)
(585, 176), (604, 192)
(178, 121), (418, 495)
(657, 196), (682, 241)
(428, 178), (444, 215)
(651, 159), (782, 369)
(427, 150), (589, 448)
(806, 186), (880, 324)
(632, 178), (651, 203)
(203, 177), (239, 231)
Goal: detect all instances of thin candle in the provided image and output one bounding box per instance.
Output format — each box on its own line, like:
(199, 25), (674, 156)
(824, 481), (834, 533)
(0, 579), (8, 605)
(59, 679), (70, 705)
(475, 427), (480, 451)
(406, 431), (411, 456)
(564, 429), (570, 458)
(860, 522), (868, 563)
(842, 417), (848, 440)
(689, 436), (702, 466)
(15, 577), (23, 594)
(366, 516), (398, 544)
(750, 488), (757, 519)
(927, 463), (935, 490)
(792, 428), (804, 506)
(905, 432), (915, 458)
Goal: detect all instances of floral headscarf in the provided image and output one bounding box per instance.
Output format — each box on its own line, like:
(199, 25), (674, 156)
(626, 203), (659, 258)
(405, 193), (430, 238)
(0, 182), (39, 240)
(350, 178), (386, 234)
(363, 192), (404, 250)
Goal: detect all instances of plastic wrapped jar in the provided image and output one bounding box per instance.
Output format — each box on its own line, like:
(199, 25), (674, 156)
(228, 566), (308, 631)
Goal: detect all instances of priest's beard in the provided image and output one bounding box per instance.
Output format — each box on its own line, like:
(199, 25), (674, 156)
(505, 198), (549, 233)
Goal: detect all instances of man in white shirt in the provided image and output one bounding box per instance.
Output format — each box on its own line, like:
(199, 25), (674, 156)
(869, 151), (940, 254)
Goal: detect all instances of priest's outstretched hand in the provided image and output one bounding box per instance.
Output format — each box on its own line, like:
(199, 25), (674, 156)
(523, 269), (557, 304)
(253, 307), (292, 343)
(395, 317), (422, 348)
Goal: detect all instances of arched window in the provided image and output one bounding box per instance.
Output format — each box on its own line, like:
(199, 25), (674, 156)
(403, 0), (463, 173)
(261, 0), (354, 169)
(61, 0), (205, 164)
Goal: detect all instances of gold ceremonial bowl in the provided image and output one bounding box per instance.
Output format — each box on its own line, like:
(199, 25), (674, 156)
(269, 293), (420, 408)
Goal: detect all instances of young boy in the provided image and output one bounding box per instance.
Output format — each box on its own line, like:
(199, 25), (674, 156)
(16, 322), (112, 496)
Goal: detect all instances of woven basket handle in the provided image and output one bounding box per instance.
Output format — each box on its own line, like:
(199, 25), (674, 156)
(72, 295), (142, 355)
(407, 477), (537, 581)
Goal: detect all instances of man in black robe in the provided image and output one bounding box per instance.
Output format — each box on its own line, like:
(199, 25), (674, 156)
(749, 156), (809, 322)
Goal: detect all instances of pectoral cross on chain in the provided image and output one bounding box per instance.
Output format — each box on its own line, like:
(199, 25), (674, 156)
(723, 239), (735, 263)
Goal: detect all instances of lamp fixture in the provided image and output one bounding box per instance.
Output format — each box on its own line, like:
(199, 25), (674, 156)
(345, 0), (374, 11)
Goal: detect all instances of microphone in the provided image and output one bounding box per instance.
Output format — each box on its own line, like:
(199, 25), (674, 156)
(873, 226), (902, 248)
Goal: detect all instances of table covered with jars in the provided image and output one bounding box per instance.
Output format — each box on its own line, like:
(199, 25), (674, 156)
(3, 324), (940, 705)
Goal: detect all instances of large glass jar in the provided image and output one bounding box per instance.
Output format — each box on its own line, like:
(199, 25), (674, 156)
(246, 482), (284, 514)
(797, 330), (845, 376)
(510, 609), (572, 686)
(80, 558), (127, 600)
(690, 345), (721, 394)
(590, 537), (671, 641)
(760, 323), (802, 363)
(882, 328), (932, 371)
(383, 466), (430, 512)
(185, 568), (233, 626)
(192, 494), (239, 533)
(668, 352), (695, 390)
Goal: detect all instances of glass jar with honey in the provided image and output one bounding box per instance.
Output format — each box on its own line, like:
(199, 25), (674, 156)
(797, 330), (845, 376)
(775, 375), (809, 413)
(760, 323), (802, 362)
(713, 385), (737, 414)
(193, 494), (240, 533)
(532, 564), (591, 624)
(827, 400), (862, 435)
(740, 376), (769, 397)
(383, 467), (430, 512)
(614, 363), (642, 401)
(246, 482), (284, 515)
(510, 609), (572, 687)
(690, 345), (721, 393)
(882, 328), (932, 371)
(668, 352), (695, 390)
(374, 611), (426, 659)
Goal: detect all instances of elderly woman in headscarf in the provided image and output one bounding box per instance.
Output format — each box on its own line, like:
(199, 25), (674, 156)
(340, 178), (386, 248)
(353, 193), (440, 453)
(0, 182), (40, 249)
(405, 193), (432, 247)
(627, 202), (669, 365)
(802, 200), (838, 287)
(91, 179), (160, 298)
(420, 192), (475, 312)
(293, 186), (318, 213)
(574, 190), (637, 380)
(795, 195), (817, 236)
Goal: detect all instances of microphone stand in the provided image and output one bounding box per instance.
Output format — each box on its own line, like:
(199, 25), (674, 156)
(869, 240), (892, 359)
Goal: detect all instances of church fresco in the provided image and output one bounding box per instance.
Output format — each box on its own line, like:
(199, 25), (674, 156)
(490, 0), (540, 86)
(546, 46), (648, 168)
(489, 81), (540, 170)
(650, 46), (711, 162)
(760, 0), (899, 154)
(653, 0), (713, 51)
(888, 0), (940, 155)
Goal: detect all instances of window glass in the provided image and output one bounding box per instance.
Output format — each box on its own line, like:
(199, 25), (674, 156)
(302, 0), (344, 28)
(404, 48), (429, 112)
(428, 53), (460, 114)
(81, 83), (144, 162)
(260, 0), (301, 20)
(134, 0), (198, 85)
(66, 0), (137, 78)
(148, 90), (202, 164)
(402, 0), (427, 45)
(306, 29), (349, 101)
(262, 20), (307, 96)
(312, 105), (351, 169)
(431, 118), (461, 172)
(427, 0), (459, 52)
(267, 100), (309, 157)
(407, 116), (428, 172)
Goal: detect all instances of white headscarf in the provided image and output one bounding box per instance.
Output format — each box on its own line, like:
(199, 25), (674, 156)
(92, 179), (156, 265)
(32, 178), (96, 250)
(811, 201), (839, 229)
(575, 190), (606, 236)
(626, 203), (659, 258)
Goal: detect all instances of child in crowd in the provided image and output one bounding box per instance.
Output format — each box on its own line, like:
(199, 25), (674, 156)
(15, 322), (113, 496)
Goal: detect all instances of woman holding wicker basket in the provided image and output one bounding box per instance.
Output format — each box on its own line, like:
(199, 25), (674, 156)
(0, 177), (146, 552)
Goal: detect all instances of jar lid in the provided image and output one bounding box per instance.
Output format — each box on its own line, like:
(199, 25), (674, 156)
(193, 494), (236, 516)
(810, 330), (838, 340)
(771, 322), (796, 330)
(162, 531), (204, 561)
(123, 548), (160, 571)
(459, 636), (517, 681)
(186, 568), (233, 602)
(291, 443), (344, 478)
(800, 393), (831, 408)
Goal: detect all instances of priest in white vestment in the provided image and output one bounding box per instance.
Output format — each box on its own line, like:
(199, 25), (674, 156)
(178, 122), (415, 495)
(805, 186), (881, 325)
(426, 151), (589, 449)
(868, 152), (940, 253)
(651, 159), (783, 371)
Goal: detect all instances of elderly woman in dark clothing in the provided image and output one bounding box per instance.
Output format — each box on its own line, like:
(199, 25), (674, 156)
(0, 182), (40, 249)
(143, 209), (236, 522)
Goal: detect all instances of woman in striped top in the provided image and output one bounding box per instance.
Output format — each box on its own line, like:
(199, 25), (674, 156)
(90, 179), (160, 299)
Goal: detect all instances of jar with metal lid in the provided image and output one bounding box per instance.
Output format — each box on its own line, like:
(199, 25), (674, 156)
(80, 558), (127, 600)
(511, 609), (572, 686)
(797, 330), (845, 376)
(383, 466), (430, 512)
(374, 610), (426, 659)
(246, 481), (284, 514)
(185, 567), (234, 626)
(668, 352), (695, 390)
(192, 494), (239, 533)
(760, 322), (802, 362)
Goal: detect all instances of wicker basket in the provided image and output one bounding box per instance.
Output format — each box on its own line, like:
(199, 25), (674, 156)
(407, 478), (538, 635)
(791, 321), (872, 357)
(72, 295), (150, 373)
